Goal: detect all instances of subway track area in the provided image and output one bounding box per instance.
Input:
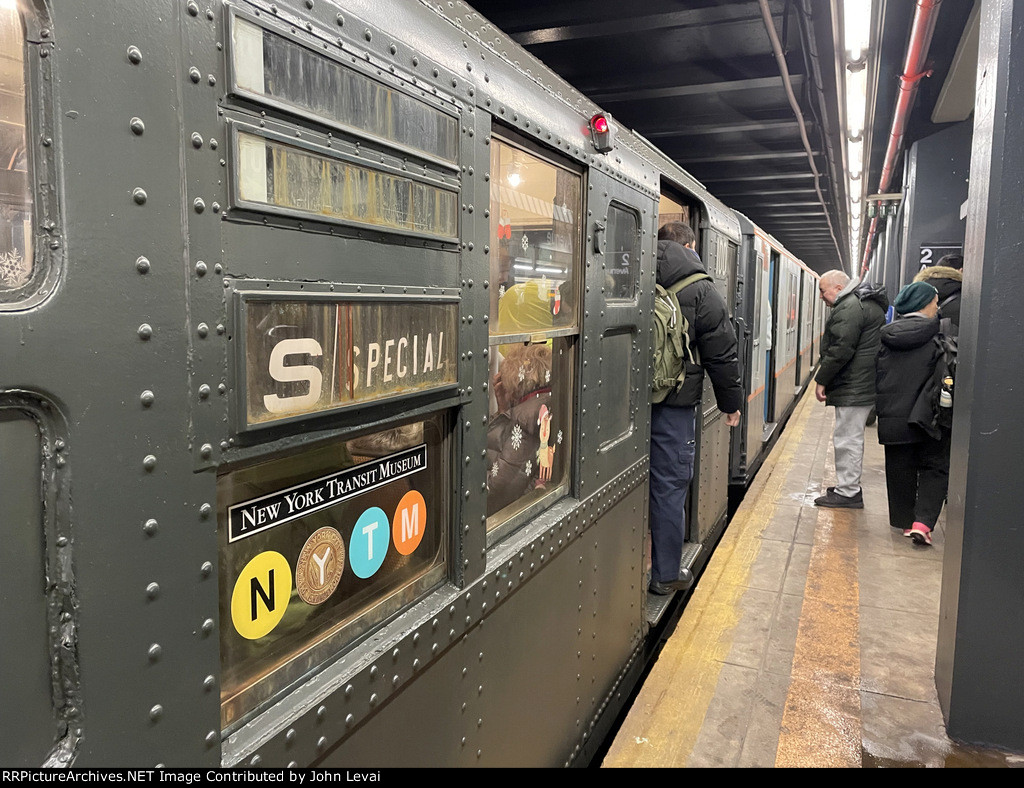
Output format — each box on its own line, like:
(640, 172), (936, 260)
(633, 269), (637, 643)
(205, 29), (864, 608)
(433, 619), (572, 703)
(603, 390), (1024, 768)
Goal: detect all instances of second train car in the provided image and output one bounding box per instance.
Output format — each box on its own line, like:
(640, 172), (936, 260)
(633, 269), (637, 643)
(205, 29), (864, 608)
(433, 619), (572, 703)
(1, 0), (826, 768)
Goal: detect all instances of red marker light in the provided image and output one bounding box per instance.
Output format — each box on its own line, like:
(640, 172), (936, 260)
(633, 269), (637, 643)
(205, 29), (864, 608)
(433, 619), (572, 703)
(589, 113), (614, 153)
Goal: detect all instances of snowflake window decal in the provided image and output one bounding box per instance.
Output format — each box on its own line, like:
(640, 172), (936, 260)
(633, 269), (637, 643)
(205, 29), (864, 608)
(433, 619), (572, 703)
(510, 423), (523, 451)
(544, 369), (551, 384)
(557, 429), (563, 445)
(491, 462), (499, 478)
(0, 249), (30, 289)
(524, 460), (532, 476)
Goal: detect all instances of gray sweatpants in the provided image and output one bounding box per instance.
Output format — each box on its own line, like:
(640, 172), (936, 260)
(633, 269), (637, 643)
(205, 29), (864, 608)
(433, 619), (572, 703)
(833, 405), (873, 497)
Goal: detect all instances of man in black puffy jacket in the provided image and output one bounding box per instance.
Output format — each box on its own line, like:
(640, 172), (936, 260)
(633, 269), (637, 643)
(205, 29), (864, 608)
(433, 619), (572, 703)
(649, 222), (742, 595)
(875, 281), (949, 546)
(814, 270), (888, 508)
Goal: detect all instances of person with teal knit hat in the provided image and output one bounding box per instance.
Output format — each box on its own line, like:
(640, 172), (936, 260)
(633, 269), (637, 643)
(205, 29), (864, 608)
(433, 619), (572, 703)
(875, 280), (950, 547)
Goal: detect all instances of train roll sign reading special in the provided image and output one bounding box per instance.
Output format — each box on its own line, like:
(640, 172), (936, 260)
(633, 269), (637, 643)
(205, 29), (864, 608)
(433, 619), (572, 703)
(238, 294), (459, 428)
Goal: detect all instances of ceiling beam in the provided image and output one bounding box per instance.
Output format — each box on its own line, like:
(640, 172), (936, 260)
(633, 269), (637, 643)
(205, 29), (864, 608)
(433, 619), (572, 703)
(509, 6), (768, 46)
(589, 75), (800, 104)
(641, 118), (803, 138)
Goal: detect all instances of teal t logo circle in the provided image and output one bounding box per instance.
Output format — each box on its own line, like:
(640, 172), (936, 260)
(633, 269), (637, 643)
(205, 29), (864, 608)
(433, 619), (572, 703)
(349, 507), (390, 578)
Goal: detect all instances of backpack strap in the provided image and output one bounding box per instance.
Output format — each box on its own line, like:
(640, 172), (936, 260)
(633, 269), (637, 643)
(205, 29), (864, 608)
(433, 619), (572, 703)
(938, 292), (959, 309)
(667, 272), (712, 296)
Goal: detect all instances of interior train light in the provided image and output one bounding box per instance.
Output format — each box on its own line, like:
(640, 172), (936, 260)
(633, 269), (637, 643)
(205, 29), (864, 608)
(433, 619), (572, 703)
(589, 113), (615, 153)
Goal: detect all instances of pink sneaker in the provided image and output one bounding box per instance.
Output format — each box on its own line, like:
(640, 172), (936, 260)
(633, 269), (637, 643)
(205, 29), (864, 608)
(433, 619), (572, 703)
(902, 529), (914, 538)
(909, 522), (932, 546)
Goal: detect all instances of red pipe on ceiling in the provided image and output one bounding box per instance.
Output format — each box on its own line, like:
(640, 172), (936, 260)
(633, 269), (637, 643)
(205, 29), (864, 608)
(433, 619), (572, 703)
(859, 0), (942, 276)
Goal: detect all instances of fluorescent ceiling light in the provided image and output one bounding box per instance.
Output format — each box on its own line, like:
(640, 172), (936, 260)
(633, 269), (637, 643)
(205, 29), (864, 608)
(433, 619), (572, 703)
(844, 0), (873, 62)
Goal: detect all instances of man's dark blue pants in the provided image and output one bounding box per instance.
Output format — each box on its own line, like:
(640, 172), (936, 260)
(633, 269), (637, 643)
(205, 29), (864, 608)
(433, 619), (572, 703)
(649, 403), (696, 584)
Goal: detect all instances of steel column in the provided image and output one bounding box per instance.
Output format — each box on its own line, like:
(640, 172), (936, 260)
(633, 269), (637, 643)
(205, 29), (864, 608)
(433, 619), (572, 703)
(935, 0), (1024, 752)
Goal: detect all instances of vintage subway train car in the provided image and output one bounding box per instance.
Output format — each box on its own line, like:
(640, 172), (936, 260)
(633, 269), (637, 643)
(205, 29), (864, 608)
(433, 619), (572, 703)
(730, 216), (821, 487)
(1, 0), (823, 768)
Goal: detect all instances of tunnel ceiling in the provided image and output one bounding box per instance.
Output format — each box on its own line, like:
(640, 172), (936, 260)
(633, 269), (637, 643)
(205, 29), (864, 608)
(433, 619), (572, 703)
(466, 0), (975, 277)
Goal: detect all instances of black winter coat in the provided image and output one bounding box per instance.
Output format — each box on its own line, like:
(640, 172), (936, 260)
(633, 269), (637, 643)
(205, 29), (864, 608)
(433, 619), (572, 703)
(875, 315), (941, 444)
(655, 240), (743, 413)
(815, 281), (888, 407)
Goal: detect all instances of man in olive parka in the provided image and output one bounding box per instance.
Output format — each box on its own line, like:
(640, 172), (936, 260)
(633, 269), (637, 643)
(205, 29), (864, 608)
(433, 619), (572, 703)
(813, 270), (888, 508)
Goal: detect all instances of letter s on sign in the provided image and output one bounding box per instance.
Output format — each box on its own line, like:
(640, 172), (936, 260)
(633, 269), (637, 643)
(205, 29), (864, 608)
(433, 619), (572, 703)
(263, 338), (324, 413)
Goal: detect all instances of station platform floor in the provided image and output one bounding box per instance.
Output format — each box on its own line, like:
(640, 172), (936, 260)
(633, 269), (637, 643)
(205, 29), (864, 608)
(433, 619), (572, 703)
(603, 390), (1024, 768)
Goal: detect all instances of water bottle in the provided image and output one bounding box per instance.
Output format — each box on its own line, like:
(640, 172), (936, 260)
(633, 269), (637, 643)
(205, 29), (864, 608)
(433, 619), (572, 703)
(939, 377), (953, 408)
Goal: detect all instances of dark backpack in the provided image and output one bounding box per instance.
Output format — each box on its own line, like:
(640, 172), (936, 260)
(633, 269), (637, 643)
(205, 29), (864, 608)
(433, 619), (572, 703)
(651, 273), (711, 403)
(933, 318), (958, 428)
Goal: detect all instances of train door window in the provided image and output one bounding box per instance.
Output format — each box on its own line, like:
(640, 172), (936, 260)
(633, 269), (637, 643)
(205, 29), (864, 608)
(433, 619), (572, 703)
(0, 4), (33, 301)
(217, 413), (450, 727)
(486, 135), (581, 539)
(605, 204), (639, 301)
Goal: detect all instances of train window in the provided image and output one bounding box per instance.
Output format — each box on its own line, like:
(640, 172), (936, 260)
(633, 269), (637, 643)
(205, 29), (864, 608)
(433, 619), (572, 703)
(489, 139), (580, 335)
(486, 136), (581, 538)
(234, 131), (458, 240)
(231, 16), (458, 167)
(217, 413), (450, 727)
(0, 5), (33, 299)
(604, 204), (639, 301)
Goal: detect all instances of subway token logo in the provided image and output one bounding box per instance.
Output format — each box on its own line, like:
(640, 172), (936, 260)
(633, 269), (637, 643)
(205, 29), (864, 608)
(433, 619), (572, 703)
(392, 490), (426, 555)
(231, 551), (292, 640)
(295, 527), (345, 605)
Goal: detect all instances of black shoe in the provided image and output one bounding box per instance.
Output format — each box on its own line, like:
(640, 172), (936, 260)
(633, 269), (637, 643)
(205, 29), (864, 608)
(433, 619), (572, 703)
(649, 568), (694, 595)
(814, 489), (864, 509)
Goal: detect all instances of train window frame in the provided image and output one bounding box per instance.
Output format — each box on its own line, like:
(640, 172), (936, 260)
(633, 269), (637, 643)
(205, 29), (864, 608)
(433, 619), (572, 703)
(484, 128), (584, 547)
(0, 2), (60, 311)
(225, 7), (460, 172)
(216, 410), (453, 730)
(228, 124), (460, 243)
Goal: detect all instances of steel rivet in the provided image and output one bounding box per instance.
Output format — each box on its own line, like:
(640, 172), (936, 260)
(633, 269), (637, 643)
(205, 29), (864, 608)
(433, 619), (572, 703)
(200, 503), (212, 519)
(211, 202), (221, 213)
(149, 705), (163, 722)
(286, 729), (296, 743)
(189, 67), (201, 83)
(250, 756), (261, 766)
(194, 198), (205, 213)
(317, 737), (327, 750)
(143, 454), (157, 471)
(143, 518), (158, 535)
(187, 1), (199, 16)
(146, 582), (160, 599)
(195, 261), (207, 276)
(200, 443), (212, 460)
(148, 643), (161, 661)
(198, 384), (211, 399)
(208, 75), (216, 87)
(127, 46), (143, 64)
(202, 618), (214, 635)
(130, 117), (145, 135)
(133, 188), (148, 205)
(205, 730), (218, 745)
(201, 561), (213, 578)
